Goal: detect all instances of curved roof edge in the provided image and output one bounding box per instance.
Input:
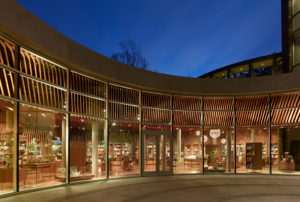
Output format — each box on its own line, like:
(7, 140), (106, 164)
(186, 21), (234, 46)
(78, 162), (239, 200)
(0, 0), (299, 96)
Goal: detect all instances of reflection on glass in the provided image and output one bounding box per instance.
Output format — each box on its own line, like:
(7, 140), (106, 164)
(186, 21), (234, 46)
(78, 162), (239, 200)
(236, 127), (269, 174)
(0, 98), (14, 194)
(173, 127), (203, 174)
(204, 128), (234, 173)
(272, 126), (300, 175)
(159, 135), (170, 172)
(19, 104), (66, 190)
(144, 134), (156, 172)
(109, 122), (139, 178)
(70, 115), (105, 182)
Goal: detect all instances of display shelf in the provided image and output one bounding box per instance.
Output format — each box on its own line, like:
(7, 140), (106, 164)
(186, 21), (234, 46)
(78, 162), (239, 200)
(246, 143), (263, 169)
(271, 144), (278, 159)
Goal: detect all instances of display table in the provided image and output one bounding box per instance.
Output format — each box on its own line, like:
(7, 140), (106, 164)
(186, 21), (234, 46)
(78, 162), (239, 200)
(184, 158), (202, 166)
(280, 159), (295, 171)
(24, 162), (56, 184)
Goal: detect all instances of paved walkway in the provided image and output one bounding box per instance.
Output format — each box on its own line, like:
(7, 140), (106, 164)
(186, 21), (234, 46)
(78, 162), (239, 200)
(2, 175), (300, 202)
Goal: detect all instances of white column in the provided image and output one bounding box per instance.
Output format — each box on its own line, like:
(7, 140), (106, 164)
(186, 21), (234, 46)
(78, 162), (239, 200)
(5, 110), (13, 167)
(162, 135), (166, 171)
(226, 129), (231, 172)
(177, 129), (182, 165)
(92, 122), (99, 177)
(62, 118), (66, 169)
(251, 129), (256, 143)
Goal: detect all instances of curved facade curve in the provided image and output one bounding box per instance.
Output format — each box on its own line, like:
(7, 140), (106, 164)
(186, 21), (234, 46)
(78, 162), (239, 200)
(0, 0), (299, 196)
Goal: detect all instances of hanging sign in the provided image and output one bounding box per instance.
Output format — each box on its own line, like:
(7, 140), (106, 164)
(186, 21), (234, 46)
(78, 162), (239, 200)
(210, 129), (221, 139)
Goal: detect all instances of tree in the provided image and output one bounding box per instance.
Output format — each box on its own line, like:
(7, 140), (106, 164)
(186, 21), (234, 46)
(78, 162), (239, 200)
(111, 39), (148, 69)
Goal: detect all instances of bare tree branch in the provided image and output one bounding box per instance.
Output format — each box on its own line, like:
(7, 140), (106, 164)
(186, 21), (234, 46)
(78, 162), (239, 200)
(111, 39), (148, 69)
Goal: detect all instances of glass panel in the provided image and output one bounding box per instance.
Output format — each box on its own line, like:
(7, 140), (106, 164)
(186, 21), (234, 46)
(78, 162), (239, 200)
(144, 134), (156, 172)
(109, 121), (139, 178)
(271, 92), (300, 109)
(109, 85), (139, 105)
(70, 72), (106, 98)
(0, 36), (16, 68)
(204, 111), (233, 126)
(271, 126), (300, 175)
(142, 92), (171, 108)
(159, 135), (170, 172)
(19, 104), (66, 190)
(204, 127), (234, 173)
(109, 102), (139, 121)
(70, 115), (105, 182)
(173, 126), (203, 174)
(70, 93), (106, 117)
(236, 95), (269, 110)
(204, 97), (233, 111)
(20, 48), (67, 87)
(0, 98), (14, 194)
(173, 111), (201, 126)
(0, 66), (15, 98)
(19, 76), (67, 110)
(142, 108), (171, 124)
(236, 126), (269, 174)
(173, 96), (202, 111)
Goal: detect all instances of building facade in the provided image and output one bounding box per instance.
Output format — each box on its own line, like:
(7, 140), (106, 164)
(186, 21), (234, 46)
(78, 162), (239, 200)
(0, 0), (299, 197)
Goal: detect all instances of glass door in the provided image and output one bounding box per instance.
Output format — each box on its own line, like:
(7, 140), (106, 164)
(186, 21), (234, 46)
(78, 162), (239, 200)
(143, 131), (172, 176)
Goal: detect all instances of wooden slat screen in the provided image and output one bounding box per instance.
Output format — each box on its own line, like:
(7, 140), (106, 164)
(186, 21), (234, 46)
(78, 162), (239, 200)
(70, 92), (105, 117)
(20, 48), (67, 87)
(236, 110), (269, 126)
(271, 93), (300, 109)
(173, 111), (201, 125)
(19, 76), (66, 109)
(204, 111), (233, 126)
(0, 36), (15, 68)
(109, 121), (139, 132)
(173, 126), (202, 134)
(142, 108), (171, 124)
(70, 114), (104, 130)
(109, 84), (139, 104)
(173, 96), (202, 110)
(70, 71), (106, 98)
(235, 96), (269, 110)
(271, 108), (300, 124)
(109, 102), (139, 121)
(143, 124), (171, 131)
(204, 97), (233, 111)
(142, 92), (171, 108)
(0, 66), (14, 97)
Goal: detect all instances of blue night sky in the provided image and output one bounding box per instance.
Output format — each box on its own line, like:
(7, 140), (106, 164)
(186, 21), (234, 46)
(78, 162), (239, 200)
(16, 0), (281, 77)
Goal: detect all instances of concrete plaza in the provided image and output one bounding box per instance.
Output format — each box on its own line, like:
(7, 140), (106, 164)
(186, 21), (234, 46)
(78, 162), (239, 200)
(2, 174), (300, 202)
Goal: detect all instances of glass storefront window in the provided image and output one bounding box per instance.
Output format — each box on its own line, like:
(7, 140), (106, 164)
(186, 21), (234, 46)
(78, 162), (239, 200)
(271, 126), (300, 175)
(173, 127), (203, 174)
(70, 115), (105, 182)
(236, 127), (269, 174)
(109, 121), (139, 178)
(19, 104), (66, 190)
(204, 127), (234, 173)
(0, 98), (14, 194)
(142, 124), (171, 174)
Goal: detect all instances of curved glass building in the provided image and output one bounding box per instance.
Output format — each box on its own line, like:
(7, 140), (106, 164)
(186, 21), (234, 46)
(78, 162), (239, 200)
(0, 0), (299, 196)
